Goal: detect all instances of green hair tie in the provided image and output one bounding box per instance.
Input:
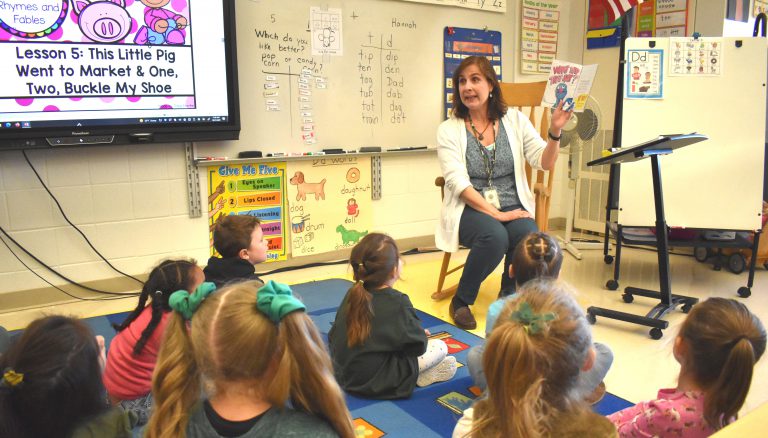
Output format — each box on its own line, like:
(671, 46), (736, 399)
(256, 280), (306, 323)
(169, 282), (217, 320)
(509, 302), (557, 335)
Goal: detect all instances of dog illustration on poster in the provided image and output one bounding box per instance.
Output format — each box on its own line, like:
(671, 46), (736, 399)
(289, 171), (326, 201)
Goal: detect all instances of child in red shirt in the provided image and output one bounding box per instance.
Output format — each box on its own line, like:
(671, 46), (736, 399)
(103, 259), (205, 425)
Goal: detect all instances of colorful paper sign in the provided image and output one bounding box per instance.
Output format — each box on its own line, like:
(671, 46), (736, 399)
(626, 49), (664, 99)
(287, 157), (372, 256)
(207, 162), (288, 262)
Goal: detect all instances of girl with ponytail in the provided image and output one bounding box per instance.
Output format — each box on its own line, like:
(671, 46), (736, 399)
(329, 233), (457, 399)
(0, 316), (137, 438)
(146, 280), (354, 438)
(468, 232), (613, 404)
(609, 297), (766, 436)
(454, 279), (617, 438)
(103, 259), (204, 425)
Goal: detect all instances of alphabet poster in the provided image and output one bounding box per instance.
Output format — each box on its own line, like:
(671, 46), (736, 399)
(206, 162), (288, 262)
(286, 157), (372, 257)
(668, 37), (722, 76)
(625, 49), (664, 99)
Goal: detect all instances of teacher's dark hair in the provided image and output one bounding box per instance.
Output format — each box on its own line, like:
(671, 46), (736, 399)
(452, 55), (507, 120)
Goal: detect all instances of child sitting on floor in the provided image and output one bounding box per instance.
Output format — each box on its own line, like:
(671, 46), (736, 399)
(453, 279), (617, 438)
(204, 215), (267, 287)
(0, 315), (137, 438)
(608, 297), (766, 437)
(145, 280), (354, 438)
(329, 233), (457, 399)
(103, 259), (205, 425)
(468, 232), (613, 403)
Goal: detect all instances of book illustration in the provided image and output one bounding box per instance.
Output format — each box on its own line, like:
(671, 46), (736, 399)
(543, 60), (598, 112)
(437, 391), (473, 415)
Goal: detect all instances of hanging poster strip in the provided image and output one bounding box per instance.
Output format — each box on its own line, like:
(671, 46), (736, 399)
(655, 0), (689, 37)
(521, 0), (561, 74)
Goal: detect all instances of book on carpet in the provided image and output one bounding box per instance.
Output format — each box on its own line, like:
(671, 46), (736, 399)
(437, 391), (473, 415)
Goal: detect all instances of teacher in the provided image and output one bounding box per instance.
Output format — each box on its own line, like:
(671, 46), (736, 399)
(436, 56), (572, 330)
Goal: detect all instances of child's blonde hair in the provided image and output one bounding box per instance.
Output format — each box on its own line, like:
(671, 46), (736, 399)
(470, 279), (592, 438)
(679, 297), (766, 429)
(145, 280), (354, 438)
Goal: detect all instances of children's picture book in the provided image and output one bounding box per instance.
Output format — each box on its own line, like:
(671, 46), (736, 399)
(436, 391), (474, 415)
(542, 60), (598, 112)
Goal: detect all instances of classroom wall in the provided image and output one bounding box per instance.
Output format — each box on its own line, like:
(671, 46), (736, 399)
(0, 0), (584, 299)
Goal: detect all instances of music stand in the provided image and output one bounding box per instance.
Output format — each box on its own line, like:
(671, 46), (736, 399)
(586, 133), (708, 339)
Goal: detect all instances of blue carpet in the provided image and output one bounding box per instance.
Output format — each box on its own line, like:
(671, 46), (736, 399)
(65, 278), (632, 437)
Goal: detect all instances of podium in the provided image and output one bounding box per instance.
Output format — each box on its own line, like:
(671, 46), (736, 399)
(586, 133), (708, 339)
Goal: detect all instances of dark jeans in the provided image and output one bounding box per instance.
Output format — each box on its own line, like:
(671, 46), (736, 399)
(456, 206), (538, 305)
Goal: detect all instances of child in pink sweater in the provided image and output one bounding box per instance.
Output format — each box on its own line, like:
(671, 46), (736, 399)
(608, 298), (765, 437)
(103, 259), (205, 425)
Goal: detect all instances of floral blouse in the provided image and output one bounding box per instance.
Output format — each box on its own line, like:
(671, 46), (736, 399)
(608, 388), (715, 438)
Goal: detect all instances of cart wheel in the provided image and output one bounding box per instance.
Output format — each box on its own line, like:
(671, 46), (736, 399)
(728, 254), (746, 274)
(606, 279), (619, 290)
(604, 255), (614, 264)
(622, 293), (634, 303)
(681, 303), (693, 314)
(738, 286), (751, 298)
(649, 328), (663, 340)
(587, 313), (596, 324)
(693, 246), (709, 262)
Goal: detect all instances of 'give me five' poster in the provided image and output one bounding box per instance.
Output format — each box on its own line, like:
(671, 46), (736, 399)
(207, 162), (288, 262)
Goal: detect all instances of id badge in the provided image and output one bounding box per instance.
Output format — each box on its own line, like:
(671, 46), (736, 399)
(483, 187), (501, 209)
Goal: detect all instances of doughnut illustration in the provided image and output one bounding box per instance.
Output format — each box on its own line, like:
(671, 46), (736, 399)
(346, 167), (361, 183)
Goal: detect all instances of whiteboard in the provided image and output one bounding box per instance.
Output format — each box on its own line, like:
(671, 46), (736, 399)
(196, 0), (519, 156)
(618, 37), (765, 231)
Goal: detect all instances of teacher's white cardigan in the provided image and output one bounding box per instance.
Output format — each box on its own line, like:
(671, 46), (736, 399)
(435, 109), (548, 253)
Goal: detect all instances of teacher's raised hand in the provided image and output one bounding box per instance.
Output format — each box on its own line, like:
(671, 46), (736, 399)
(550, 100), (574, 132)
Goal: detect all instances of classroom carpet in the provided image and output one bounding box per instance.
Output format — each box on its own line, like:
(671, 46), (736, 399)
(89, 278), (632, 438)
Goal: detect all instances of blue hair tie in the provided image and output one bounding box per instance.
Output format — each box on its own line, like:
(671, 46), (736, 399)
(168, 282), (217, 320)
(256, 280), (306, 323)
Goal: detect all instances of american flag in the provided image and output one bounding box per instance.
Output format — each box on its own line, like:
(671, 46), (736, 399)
(597, 0), (647, 23)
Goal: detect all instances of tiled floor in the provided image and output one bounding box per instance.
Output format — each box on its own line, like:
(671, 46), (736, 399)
(1, 238), (766, 415)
